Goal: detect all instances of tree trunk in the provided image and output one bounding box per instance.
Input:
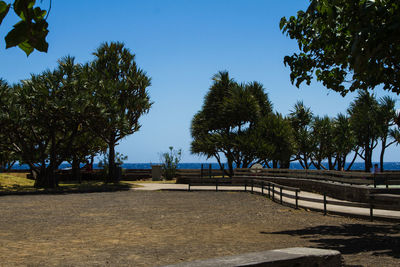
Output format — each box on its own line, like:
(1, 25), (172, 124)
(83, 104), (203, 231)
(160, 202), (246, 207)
(72, 157), (81, 183)
(272, 160), (278, 169)
(346, 151), (358, 171)
(108, 141), (115, 182)
(337, 156), (342, 171)
(279, 160), (290, 169)
(227, 157), (234, 177)
(380, 137), (387, 172)
(364, 144), (371, 172)
(34, 166), (57, 188)
(328, 156), (333, 170)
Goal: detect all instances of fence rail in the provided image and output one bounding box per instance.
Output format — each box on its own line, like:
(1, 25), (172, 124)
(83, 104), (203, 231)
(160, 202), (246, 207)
(184, 176), (400, 222)
(234, 168), (400, 188)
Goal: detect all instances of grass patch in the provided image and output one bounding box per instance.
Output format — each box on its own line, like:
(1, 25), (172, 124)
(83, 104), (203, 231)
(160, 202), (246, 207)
(0, 173), (35, 192)
(0, 173), (133, 194)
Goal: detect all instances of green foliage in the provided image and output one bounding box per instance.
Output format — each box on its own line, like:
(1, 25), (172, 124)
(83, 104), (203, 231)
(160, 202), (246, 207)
(332, 113), (356, 170)
(90, 41), (152, 182)
(1, 0), (50, 56)
(0, 42), (151, 186)
(160, 146), (182, 180)
(191, 71), (275, 175)
(256, 113), (294, 168)
(2, 57), (102, 187)
(377, 96), (398, 171)
(98, 151), (128, 178)
(280, 0), (400, 96)
(311, 116), (335, 169)
(0, 79), (17, 171)
(289, 101), (314, 169)
(348, 91), (381, 171)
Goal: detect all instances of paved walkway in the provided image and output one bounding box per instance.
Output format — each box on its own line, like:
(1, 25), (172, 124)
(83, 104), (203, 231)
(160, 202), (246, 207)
(133, 183), (400, 221)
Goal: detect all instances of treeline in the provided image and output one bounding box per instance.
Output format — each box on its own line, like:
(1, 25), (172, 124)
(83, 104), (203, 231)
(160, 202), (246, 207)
(191, 72), (400, 176)
(0, 42), (152, 188)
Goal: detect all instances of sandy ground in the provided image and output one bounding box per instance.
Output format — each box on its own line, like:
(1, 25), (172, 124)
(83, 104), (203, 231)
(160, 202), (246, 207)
(0, 191), (399, 267)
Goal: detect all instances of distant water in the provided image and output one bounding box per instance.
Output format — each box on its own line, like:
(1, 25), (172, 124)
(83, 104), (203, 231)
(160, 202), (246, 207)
(9, 162), (400, 171)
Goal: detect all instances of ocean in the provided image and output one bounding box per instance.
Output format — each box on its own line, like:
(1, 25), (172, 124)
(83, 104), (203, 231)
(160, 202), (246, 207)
(9, 162), (400, 171)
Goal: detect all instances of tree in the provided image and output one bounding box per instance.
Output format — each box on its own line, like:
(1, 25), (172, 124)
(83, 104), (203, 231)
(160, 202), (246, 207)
(332, 113), (356, 171)
(348, 91), (380, 172)
(0, 79), (17, 171)
(289, 101), (314, 169)
(90, 42), (152, 182)
(0, 0), (50, 55)
(1, 56), (101, 188)
(280, 0), (400, 97)
(256, 113), (294, 168)
(310, 116), (335, 169)
(191, 71), (273, 176)
(377, 96), (398, 171)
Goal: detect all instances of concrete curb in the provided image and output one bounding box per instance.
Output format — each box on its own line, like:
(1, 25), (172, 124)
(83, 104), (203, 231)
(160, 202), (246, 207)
(161, 247), (342, 267)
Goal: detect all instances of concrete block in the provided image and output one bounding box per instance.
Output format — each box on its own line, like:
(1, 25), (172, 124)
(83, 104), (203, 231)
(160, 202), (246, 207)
(162, 247), (342, 267)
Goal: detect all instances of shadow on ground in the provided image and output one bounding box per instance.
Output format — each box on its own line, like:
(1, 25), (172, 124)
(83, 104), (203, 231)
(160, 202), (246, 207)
(263, 224), (400, 259)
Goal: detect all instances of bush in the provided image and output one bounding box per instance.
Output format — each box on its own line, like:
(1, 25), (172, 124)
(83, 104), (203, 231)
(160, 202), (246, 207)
(160, 146), (182, 180)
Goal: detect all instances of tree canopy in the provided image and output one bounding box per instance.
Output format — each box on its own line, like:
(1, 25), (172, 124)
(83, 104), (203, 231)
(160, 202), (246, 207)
(191, 71), (292, 175)
(90, 42), (152, 182)
(280, 0), (400, 96)
(0, 42), (152, 188)
(0, 0), (50, 56)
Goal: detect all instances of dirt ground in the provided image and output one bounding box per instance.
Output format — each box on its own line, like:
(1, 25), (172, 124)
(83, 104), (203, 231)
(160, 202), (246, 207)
(0, 191), (399, 267)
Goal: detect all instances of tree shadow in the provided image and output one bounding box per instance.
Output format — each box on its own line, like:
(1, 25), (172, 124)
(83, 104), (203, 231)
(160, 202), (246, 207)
(262, 224), (400, 259)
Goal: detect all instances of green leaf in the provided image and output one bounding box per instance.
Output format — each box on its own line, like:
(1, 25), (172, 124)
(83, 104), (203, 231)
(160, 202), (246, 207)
(0, 1), (10, 24)
(32, 36), (48, 53)
(5, 21), (29, 49)
(18, 41), (34, 56)
(33, 7), (46, 21)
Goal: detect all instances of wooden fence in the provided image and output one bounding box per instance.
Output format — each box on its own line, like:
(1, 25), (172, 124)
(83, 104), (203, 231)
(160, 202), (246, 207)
(185, 176), (400, 222)
(234, 168), (400, 188)
(176, 168), (226, 182)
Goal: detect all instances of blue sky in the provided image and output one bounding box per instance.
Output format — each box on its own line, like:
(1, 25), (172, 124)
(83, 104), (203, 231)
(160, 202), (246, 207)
(0, 0), (398, 163)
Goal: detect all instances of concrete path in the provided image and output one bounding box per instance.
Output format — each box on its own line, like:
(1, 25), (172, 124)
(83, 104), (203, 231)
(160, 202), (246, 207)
(132, 183), (400, 221)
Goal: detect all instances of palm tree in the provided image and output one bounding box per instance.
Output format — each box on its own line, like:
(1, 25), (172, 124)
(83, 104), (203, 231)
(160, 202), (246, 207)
(378, 96), (398, 171)
(91, 42), (152, 182)
(311, 116), (334, 169)
(289, 101), (314, 169)
(348, 91), (380, 172)
(332, 113), (356, 171)
(191, 72), (274, 175)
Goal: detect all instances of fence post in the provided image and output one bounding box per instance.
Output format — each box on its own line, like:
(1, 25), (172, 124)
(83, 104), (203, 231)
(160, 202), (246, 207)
(201, 164), (203, 179)
(251, 179), (254, 193)
(261, 181), (264, 195)
(373, 173), (376, 188)
(295, 190), (298, 209)
(268, 183), (271, 198)
(272, 184), (275, 201)
(245, 179), (247, 192)
(280, 187), (283, 204)
(188, 182), (191, 192)
(370, 196), (374, 222)
(222, 165), (225, 178)
(323, 193), (327, 216)
(209, 164), (212, 178)
(216, 178), (218, 192)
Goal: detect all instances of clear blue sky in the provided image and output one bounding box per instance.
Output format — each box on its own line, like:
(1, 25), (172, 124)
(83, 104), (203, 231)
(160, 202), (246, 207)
(0, 0), (398, 163)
